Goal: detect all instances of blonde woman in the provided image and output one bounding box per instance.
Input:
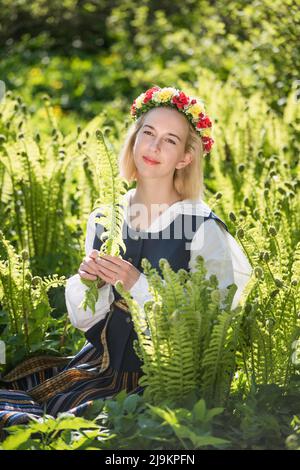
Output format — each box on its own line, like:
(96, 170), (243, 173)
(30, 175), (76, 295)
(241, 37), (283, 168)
(0, 86), (252, 429)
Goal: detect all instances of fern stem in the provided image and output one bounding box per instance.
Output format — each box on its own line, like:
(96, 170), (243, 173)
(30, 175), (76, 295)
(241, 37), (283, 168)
(278, 287), (292, 326)
(6, 153), (25, 249)
(22, 257), (30, 352)
(21, 180), (34, 261)
(241, 348), (251, 386)
(249, 324), (257, 385)
(236, 235), (254, 269)
(22, 147), (38, 257)
(59, 315), (69, 350)
(264, 259), (277, 285)
(42, 176), (54, 259)
(257, 326), (269, 383)
(7, 255), (19, 334)
(267, 331), (274, 383)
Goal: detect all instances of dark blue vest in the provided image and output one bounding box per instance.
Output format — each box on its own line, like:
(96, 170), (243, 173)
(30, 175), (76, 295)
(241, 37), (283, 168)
(84, 209), (228, 372)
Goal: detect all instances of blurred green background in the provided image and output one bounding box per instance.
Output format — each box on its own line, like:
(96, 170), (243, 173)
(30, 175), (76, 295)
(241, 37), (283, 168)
(1, 0), (299, 128)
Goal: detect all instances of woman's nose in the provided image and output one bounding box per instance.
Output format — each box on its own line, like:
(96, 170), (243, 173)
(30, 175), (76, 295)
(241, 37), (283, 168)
(149, 137), (160, 151)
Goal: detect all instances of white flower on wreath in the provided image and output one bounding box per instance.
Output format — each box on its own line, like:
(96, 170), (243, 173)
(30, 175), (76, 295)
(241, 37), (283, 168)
(135, 94), (146, 109)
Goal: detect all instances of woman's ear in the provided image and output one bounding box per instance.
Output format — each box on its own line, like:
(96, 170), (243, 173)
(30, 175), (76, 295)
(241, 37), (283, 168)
(175, 151), (193, 170)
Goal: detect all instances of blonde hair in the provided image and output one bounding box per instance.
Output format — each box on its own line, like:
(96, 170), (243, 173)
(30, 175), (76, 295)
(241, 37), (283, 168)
(118, 110), (205, 201)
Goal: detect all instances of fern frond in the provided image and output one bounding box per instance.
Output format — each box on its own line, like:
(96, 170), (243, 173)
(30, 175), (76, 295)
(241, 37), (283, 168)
(79, 129), (127, 314)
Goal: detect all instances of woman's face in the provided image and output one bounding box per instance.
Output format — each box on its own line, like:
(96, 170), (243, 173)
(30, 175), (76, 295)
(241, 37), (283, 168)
(132, 107), (193, 179)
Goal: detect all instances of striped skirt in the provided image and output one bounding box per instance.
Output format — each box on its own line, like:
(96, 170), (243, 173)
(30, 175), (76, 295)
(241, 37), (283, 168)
(0, 299), (144, 438)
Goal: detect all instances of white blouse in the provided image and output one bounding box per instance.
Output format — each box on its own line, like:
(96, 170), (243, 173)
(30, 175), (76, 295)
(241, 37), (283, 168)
(65, 189), (252, 331)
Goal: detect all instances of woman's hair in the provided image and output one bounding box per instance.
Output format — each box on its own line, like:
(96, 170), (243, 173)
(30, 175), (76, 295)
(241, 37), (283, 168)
(118, 110), (205, 201)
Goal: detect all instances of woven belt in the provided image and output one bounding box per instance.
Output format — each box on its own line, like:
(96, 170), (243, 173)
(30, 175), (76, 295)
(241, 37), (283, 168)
(113, 298), (130, 313)
(98, 298), (131, 374)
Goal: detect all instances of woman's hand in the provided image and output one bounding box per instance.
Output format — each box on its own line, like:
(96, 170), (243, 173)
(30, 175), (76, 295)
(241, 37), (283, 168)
(78, 250), (141, 291)
(95, 253), (141, 291)
(78, 249), (103, 282)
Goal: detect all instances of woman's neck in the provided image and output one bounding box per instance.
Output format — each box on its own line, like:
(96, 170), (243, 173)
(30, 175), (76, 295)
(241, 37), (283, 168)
(131, 184), (182, 208)
(127, 186), (183, 232)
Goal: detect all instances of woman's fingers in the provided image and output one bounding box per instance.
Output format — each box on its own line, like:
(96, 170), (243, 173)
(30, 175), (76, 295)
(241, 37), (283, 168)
(80, 259), (99, 276)
(77, 269), (98, 281)
(78, 253), (117, 284)
(78, 252), (126, 285)
(99, 270), (116, 284)
(95, 257), (119, 275)
(88, 249), (100, 260)
(78, 266), (112, 284)
(78, 252), (101, 280)
(99, 266), (118, 283)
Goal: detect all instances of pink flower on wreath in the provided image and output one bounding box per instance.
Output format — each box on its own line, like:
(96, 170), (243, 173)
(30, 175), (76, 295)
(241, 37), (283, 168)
(172, 91), (190, 109)
(196, 113), (212, 129)
(143, 86), (160, 104)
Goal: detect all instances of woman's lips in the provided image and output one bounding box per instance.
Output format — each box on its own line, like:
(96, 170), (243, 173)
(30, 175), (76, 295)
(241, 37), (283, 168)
(143, 156), (160, 165)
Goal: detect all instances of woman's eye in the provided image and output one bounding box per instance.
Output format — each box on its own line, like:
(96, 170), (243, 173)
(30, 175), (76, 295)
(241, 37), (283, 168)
(143, 131), (175, 145)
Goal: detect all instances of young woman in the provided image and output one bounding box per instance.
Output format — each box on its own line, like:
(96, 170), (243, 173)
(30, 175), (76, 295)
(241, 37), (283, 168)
(0, 86), (252, 431)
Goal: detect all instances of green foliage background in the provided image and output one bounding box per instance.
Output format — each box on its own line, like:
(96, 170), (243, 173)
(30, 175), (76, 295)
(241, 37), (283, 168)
(1, 0), (299, 118)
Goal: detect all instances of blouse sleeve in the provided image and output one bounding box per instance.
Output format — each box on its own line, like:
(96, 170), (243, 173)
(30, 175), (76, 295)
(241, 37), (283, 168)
(65, 209), (115, 332)
(188, 219), (252, 310)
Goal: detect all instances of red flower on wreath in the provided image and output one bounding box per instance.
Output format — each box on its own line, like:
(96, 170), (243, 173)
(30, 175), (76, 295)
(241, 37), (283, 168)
(202, 136), (214, 153)
(196, 113), (212, 129)
(143, 86), (160, 104)
(172, 91), (190, 109)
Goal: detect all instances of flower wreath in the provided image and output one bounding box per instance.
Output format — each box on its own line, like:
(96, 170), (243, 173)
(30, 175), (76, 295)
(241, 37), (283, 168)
(130, 86), (214, 155)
